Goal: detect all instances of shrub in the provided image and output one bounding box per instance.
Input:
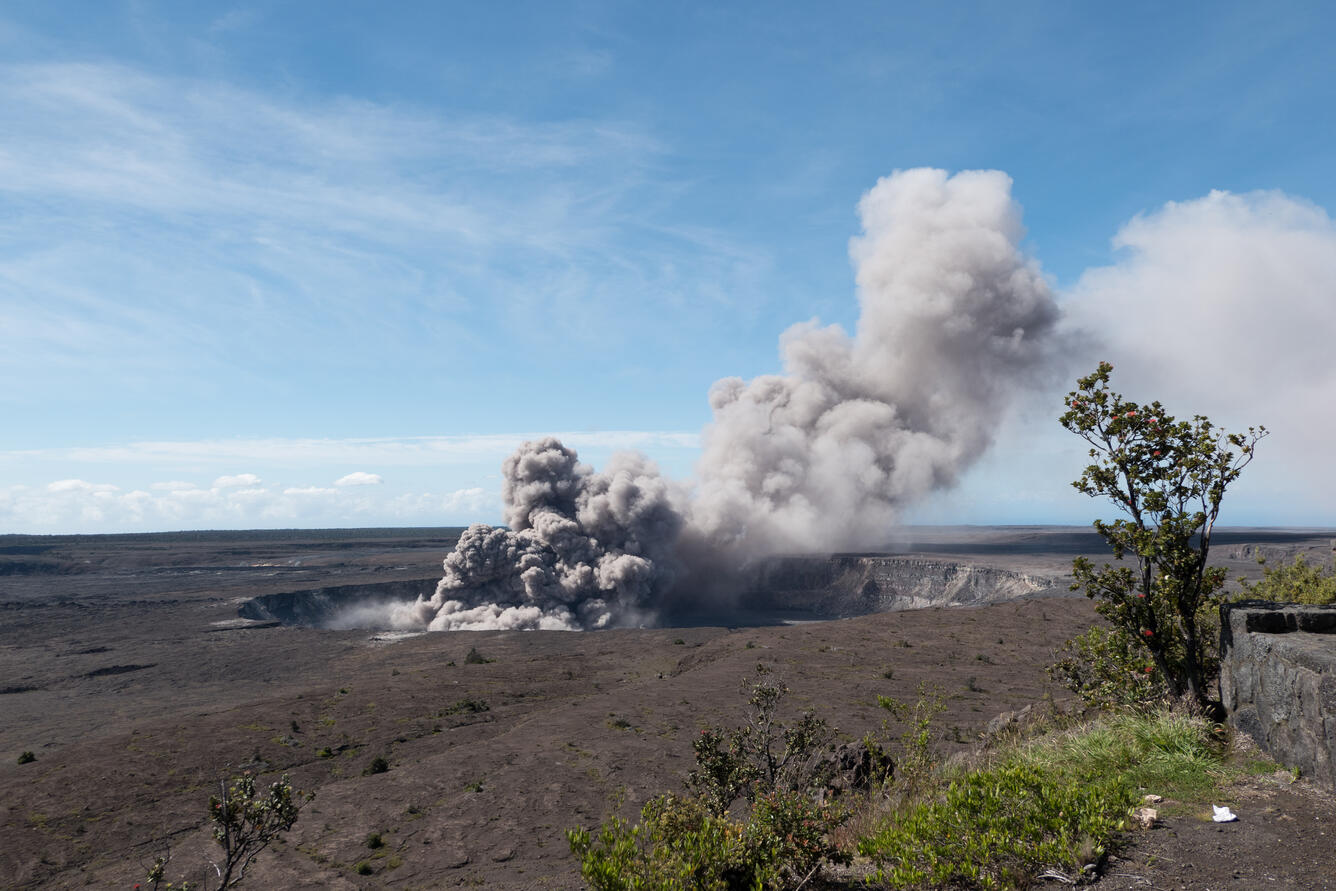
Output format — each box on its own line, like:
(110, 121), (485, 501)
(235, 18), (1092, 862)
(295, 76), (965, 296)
(687, 665), (838, 814)
(207, 772), (311, 888)
(464, 647), (493, 665)
(568, 795), (752, 891)
(568, 791), (849, 891)
(877, 684), (945, 800)
(17, 750), (35, 764)
(442, 697), (489, 715)
(1048, 625), (1169, 711)
(365, 831), (384, 849)
(860, 762), (1135, 890)
(1060, 361), (1265, 709)
(354, 860), (373, 875)
(570, 665), (852, 889)
(1237, 554), (1336, 605)
(362, 756), (389, 776)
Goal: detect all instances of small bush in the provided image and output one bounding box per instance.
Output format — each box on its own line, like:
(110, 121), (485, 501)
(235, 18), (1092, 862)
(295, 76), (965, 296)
(877, 684), (946, 799)
(365, 831), (384, 849)
(17, 750), (35, 764)
(860, 762), (1135, 889)
(208, 772), (312, 888)
(362, 756), (389, 776)
(1237, 554), (1336, 605)
(315, 747), (333, 758)
(464, 646), (493, 665)
(569, 792), (849, 891)
(354, 860), (373, 875)
(571, 665), (852, 889)
(442, 697), (489, 715)
(1048, 625), (1169, 711)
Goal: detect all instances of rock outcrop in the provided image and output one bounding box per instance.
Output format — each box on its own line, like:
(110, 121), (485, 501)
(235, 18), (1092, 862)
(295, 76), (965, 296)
(1220, 601), (1336, 792)
(744, 555), (1060, 617)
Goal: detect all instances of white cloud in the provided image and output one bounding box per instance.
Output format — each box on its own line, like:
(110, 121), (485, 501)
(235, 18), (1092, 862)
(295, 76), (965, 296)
(335, 471), (383, 487)
(11, 431), (699, 466)
(1057, 188), (1336, 520)
(213, 473), (262, 488)
(442, 487), (489, 512)
(47, 478), (118, 494)
(149, 480), (197, 491)
(0, 477), (502, 533)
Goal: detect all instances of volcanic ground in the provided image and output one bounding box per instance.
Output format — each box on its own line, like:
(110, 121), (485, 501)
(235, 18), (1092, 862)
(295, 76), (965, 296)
(3, 526), (1335, 889)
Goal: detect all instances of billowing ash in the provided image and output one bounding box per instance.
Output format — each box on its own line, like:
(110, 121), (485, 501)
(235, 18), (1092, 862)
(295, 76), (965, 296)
(392, 169), (1063, 631)
(390, 443), (688, 630)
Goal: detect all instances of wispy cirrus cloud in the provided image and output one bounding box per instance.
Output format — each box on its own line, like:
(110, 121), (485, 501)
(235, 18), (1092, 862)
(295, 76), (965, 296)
(0, 59), (772, 406)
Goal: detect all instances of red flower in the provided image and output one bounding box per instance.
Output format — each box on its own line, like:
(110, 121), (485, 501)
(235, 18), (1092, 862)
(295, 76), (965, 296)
(1136, 593), (1146, 598)
(1142, 629), (1153, 637)
(1126, 410), (1137, 418)
(1153, 450), (1161, 457)
(1144, 666), (1154, 674)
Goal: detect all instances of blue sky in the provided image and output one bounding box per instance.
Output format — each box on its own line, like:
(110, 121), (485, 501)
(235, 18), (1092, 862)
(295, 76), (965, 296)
(3, 1), (1335, 533)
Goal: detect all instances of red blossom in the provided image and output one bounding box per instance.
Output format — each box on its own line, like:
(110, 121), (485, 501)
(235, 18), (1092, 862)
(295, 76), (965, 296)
(1142, 629), (1153, 637)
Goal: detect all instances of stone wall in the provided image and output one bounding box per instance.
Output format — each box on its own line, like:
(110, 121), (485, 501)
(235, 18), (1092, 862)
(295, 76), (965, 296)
(1219, 601), (1336, 790)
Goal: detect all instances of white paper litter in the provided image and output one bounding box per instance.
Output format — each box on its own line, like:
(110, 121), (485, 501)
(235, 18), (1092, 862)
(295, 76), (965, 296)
(1212, 805), (1238, 823)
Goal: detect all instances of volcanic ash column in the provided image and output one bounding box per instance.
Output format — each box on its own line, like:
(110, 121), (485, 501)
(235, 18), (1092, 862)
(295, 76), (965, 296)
(404, 168), (1063, 631)
(690, 168), (1062, 556)
(391, 439), (688, 631)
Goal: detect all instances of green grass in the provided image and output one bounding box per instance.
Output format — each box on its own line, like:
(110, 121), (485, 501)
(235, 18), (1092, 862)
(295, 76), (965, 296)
(1017, 710), (1228, 801)
(859, 709), (1239, 890)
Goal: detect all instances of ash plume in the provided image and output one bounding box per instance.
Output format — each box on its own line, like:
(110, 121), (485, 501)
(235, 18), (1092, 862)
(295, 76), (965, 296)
(391, 442), (689, 630)
(397, 168), (1062, 631)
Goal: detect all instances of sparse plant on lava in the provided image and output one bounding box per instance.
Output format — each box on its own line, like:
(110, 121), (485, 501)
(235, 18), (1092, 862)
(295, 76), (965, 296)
(1060, 361), (1265, 710)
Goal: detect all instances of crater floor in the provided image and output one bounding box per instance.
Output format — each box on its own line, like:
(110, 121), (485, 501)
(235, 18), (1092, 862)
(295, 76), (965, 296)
(2, 526), (1333, 888)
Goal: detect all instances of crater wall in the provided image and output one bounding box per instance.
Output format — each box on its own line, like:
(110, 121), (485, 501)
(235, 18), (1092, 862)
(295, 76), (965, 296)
(744, 554), (1061, 616)
(237, 578), (436, 627)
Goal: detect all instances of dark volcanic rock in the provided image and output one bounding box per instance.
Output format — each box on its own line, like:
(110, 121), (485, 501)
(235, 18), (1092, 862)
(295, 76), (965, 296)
(1221, 601), (1336, 793)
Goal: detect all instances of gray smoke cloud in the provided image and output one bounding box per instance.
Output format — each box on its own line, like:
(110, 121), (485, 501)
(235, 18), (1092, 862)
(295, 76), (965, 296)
(393, 168), (1062, 631)
(390, 443), (690, 630)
